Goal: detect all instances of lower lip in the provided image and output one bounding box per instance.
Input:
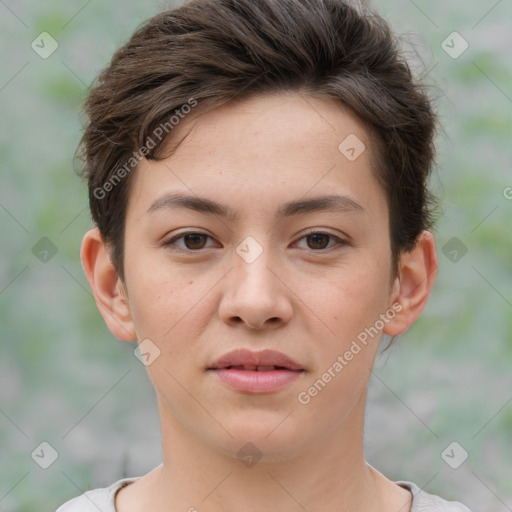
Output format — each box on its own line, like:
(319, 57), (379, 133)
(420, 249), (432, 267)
(209, 369), (304, 393)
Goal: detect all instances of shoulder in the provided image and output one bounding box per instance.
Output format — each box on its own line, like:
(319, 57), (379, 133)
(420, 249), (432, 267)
(55, 476), (139, 512)
(396, 481), (472, 512)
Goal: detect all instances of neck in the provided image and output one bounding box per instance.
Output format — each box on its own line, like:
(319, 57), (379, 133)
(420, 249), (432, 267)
(141, 390), (390, 512)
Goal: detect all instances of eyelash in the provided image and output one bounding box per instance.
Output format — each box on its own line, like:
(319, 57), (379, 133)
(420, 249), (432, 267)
(162, 230), (348, 253)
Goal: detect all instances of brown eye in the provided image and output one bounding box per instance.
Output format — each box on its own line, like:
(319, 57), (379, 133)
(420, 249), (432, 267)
(296, 231), (346, 251)
(164, 232), (214, 251)
(183, 233), (208, 250)
(306, 233), (331, 250)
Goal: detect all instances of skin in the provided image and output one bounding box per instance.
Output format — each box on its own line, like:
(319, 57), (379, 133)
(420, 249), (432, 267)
(81, 90), (437, 512)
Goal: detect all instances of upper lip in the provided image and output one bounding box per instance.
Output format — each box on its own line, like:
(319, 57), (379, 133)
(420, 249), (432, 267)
(208, 348), (304, 371)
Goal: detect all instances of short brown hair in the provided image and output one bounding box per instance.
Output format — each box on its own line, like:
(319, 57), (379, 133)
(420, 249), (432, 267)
(77, 0), (437, 282)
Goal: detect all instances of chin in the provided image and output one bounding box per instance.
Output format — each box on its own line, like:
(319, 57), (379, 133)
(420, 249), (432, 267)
(213, 412), (308, 460)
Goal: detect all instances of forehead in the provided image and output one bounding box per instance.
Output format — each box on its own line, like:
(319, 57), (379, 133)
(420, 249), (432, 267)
(160, 91), (373, 166)
(126, 91), (387, 223)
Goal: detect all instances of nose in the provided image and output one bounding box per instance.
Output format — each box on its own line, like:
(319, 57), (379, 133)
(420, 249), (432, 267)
(218, 247), (293, 330)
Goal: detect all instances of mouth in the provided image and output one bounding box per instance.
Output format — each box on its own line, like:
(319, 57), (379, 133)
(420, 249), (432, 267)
(219, 365), (303, 371)
(207, 350), (305, 393)
(208, 348), (304, 372)
(208, 367), (304, 393)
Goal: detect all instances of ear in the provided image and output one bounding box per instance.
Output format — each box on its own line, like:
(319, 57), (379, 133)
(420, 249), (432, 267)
(80, 227), (136, 342)
(383, 230), (438, 337)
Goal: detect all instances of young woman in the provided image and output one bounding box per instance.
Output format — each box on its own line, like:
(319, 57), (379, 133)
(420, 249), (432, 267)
(57, 0), (472, 510)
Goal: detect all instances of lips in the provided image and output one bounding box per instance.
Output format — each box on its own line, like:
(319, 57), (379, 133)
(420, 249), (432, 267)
(207, 349), (305, 393)
(208, 348), (304, 372)
(224, 365), (288, 371)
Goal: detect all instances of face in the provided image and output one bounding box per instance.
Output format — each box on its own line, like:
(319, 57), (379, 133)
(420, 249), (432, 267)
(116, 91), (400, 460)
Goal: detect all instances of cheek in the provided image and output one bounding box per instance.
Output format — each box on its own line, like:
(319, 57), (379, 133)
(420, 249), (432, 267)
(126, 263), (215, 351)
(321, 262), (390, 336)
(296, 267), (390, 417)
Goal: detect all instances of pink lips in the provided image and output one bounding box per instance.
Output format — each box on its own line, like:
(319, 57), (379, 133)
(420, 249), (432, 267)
(207, 348), (305, 394)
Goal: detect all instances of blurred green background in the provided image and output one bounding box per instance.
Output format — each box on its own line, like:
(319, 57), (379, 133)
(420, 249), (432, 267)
(0, 1), (510, 510)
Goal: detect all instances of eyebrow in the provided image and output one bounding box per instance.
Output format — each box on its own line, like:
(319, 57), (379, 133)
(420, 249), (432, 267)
(146, 192), (365, 220)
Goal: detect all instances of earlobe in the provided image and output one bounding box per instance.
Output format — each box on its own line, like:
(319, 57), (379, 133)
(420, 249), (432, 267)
(383, 230), (438, 337)
(80, 227), (137, 342)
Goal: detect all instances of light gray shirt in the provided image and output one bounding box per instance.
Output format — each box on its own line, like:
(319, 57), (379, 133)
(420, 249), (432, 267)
(55, 475), (472, 511)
